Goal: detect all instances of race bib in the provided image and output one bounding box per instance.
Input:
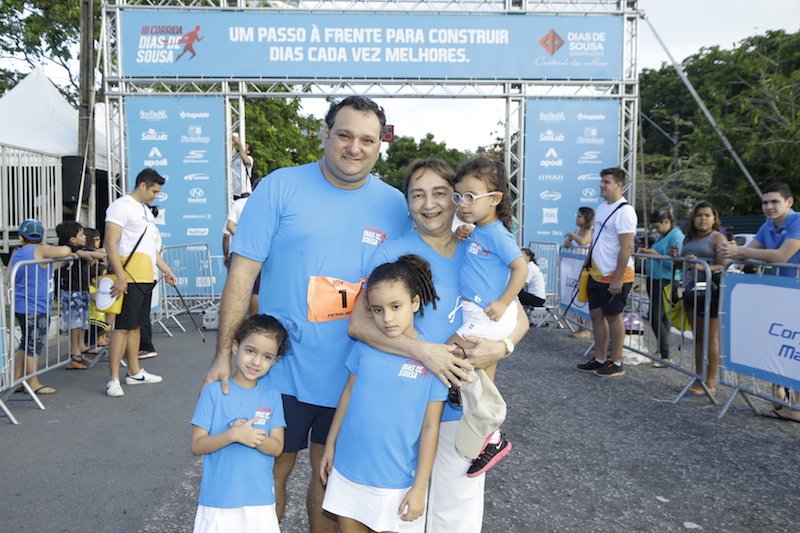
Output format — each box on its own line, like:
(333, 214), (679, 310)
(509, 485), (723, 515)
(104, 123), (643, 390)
(307, 276), (365, 323)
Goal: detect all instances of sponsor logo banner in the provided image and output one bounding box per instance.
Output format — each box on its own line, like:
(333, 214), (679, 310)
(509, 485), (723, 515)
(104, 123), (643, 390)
(125, 95), (226, 295)
(120, 11), (623, 80)
(523, 99), (620, 245)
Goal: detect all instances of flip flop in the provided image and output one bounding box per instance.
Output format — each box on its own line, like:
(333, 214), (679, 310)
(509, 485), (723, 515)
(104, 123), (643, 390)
(771, 406), (800, 423)
(66, 356), (89, 370)
(33, 385), (57, 395)
(686, 387), (715, 397)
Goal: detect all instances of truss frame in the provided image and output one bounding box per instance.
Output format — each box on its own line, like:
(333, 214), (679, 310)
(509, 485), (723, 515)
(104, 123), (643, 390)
(103, 0), (639, 238)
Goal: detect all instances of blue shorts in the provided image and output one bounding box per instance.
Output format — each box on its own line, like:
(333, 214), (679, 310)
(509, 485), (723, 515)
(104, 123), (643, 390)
(15, 313), (49, 356)
(60, 291), (89, 331)
(281, 394), (336, 453)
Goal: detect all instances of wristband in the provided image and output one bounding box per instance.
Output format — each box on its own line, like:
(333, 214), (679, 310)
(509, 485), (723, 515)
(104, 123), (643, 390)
(501, 337), (515, 357)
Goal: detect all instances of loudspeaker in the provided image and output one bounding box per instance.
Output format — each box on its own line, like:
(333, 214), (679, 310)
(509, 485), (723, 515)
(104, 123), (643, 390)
(94, 169), (110, 235)
(62, 156), (90, 206)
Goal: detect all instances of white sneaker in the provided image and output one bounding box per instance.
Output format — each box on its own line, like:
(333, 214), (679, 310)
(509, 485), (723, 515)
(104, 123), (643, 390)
(106, 379), (124, 397)
(125, 369), (163, 385)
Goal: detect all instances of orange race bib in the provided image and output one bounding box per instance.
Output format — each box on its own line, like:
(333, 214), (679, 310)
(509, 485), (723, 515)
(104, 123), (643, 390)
(307, 276), (365, 323)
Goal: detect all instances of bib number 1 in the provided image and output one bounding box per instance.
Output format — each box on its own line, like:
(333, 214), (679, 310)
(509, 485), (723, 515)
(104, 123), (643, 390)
(307, 276), (365, 323)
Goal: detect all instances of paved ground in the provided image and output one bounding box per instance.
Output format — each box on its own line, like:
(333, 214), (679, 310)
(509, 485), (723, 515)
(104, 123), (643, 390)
(1, 317), (799, 532)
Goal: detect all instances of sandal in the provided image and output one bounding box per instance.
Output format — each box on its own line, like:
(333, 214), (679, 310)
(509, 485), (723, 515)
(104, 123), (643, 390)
(33, 385), (57, 394)
(686, 385), (715, 397)
(66, 355), (89, 370)
(766, 406), (800, 423)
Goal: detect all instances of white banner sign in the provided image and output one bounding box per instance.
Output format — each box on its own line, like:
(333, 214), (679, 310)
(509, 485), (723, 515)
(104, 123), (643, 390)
(559, 252), (591, 321)
(723, 274), (800, 388)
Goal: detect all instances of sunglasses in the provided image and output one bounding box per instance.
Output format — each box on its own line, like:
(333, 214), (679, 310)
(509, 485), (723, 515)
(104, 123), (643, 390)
(451, 191), (500, 206)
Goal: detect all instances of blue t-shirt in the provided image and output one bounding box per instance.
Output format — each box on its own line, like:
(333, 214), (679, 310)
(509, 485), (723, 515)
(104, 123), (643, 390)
(366, 231), (467, 423)
(460, 221), (523, 307)
(231, 162), (410, 407)
(646, 226), (684, 280)
(191, 380), (285, 508)
(11, 245), (55, 315)
(333, 339), (448, 488)
(755, 210), (800, 276)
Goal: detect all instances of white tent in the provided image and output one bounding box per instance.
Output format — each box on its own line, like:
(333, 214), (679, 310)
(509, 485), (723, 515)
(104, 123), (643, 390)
(0, 67), (107, 170)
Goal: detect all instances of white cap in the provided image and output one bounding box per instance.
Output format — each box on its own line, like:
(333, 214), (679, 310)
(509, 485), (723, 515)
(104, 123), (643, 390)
(95, 276), (119, 312)
(454, 369), (507, 459)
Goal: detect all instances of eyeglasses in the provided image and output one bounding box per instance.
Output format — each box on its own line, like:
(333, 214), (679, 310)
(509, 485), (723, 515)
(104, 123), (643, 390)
(451, 191), (500, 206)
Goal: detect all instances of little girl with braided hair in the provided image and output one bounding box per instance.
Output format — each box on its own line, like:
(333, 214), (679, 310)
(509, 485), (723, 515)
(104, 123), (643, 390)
(320, 254), (447, 533)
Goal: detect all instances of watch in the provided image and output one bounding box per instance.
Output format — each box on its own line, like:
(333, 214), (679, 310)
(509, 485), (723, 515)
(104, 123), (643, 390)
(501, 337), (515, 357)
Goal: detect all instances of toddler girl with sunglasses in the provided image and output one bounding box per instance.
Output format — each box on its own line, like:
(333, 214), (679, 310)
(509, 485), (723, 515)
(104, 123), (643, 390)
(447, 156), (527, 477)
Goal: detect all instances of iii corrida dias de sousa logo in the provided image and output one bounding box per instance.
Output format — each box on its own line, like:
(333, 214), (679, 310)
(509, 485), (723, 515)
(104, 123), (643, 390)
(137, 25), (204, 63)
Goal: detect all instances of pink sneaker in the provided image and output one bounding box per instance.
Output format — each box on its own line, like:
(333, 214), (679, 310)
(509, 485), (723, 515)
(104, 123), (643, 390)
(466, 434), (512, 477)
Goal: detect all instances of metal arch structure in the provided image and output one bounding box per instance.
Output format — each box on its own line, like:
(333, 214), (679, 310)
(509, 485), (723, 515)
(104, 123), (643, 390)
(102, 0), (639, 238)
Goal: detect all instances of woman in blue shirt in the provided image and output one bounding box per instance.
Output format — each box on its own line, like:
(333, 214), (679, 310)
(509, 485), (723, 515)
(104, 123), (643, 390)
(638, 208), (684, 367)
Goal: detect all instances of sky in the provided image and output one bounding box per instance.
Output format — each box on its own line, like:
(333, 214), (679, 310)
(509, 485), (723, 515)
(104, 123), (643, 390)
(300, 0), (799, 152)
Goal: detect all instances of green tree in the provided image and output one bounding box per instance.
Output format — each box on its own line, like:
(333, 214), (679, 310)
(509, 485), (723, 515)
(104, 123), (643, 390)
(0, 0), (97, 102)
(244, 97), (323, 179)
(640, 30), (800, 214)
(373, 133), (470, 190)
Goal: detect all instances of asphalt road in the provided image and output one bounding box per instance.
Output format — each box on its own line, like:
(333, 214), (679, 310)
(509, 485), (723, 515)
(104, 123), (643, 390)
(2, 317), (799, 532)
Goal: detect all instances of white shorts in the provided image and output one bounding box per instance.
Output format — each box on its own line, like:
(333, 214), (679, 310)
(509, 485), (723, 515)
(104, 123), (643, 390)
(193, 504), (280, 533)
(456, 300), (516, 342)
(426, 420), (485, 533)
(322, 468), (425, 533)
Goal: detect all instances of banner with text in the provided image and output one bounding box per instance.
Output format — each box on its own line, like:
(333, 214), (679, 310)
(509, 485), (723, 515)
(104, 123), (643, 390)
(722, 272), (800, 390)
(522, 99), (620, 245)
(125, 95), (226, 296)
(559, 251), (591, 322)
(120, 11), (623, 80)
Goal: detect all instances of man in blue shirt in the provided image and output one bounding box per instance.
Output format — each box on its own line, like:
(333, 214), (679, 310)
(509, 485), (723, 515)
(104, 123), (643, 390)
(719, 183), (800, 271)
(719, 182), (800, 422)
(204, 96), (415, 532)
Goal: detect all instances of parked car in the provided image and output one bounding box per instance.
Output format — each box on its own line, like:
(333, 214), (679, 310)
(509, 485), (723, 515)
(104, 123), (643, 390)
(734, 233), (756, 247)
(635, 227), (659, 250)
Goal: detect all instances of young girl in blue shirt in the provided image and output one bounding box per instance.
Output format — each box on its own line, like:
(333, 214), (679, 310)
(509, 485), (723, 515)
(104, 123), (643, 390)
(191, 314), (288, 533)
(320, 254), (447, 533)
(449, 156), (528, 477)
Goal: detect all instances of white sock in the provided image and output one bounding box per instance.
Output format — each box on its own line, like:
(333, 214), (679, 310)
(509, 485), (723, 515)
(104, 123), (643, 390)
(487, 429), (502, 445)
(595, 357), (607, 364)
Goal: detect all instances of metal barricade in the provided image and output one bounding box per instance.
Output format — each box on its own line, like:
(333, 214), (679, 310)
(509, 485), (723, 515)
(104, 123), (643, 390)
(1, 255), (105, 423)
(158, 244), (218, 335)
(623, 253), (715, 403)
(0, 144), (63, 253)
(717, 262), (800, 419)
(526, 241), (562, 327)
(563, 251), (714, 404)
(0, 262), (16, 423)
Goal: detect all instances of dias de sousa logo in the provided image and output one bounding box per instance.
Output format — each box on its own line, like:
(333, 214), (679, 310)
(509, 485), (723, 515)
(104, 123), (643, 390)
(136, 24), (204, 64)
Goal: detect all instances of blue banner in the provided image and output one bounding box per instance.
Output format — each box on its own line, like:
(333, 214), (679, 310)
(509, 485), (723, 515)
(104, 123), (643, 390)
(125, 95), (226, 296)
(522, 99), (621, 245)
(120, 11), (623, 80)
